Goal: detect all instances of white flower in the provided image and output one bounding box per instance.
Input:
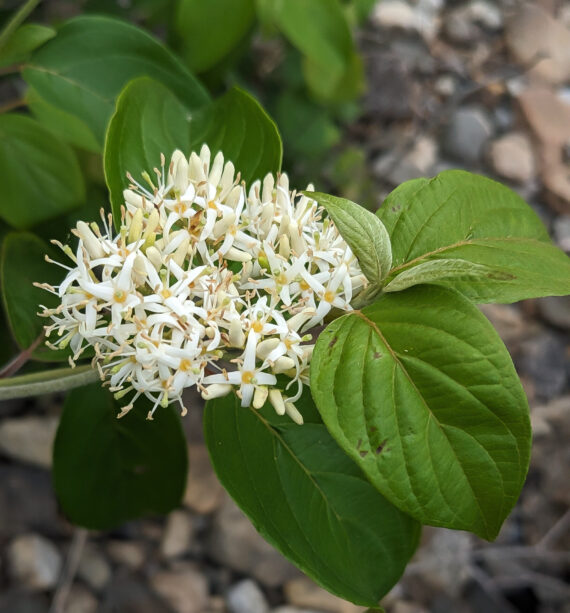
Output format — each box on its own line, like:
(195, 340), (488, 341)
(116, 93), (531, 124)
(39, 146), (366, 423)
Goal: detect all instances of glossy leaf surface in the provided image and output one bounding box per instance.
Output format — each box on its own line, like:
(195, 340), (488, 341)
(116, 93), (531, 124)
(311, 285), (531, 540)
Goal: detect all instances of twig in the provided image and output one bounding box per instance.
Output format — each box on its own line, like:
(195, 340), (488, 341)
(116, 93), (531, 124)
(49, 528), (88, 613)
(0, 331), (45, 379)
(537, 509), (570, 550)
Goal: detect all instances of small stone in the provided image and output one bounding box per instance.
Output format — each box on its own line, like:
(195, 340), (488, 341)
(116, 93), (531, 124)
(103, 574), (173, 613)
(374, 136), (438, 185)
(161, 510), (194, 559)
(434, 74), (456, 97)
(519, 332), (567, 401)
(77, 544), (112, 591)
(553, 215), (570, 251)
(392, 602), (429, 613)
(107, 540), (146, 570)
(7, 534), (62, 590)
(0, 415), (58, 468)
(444, 1), (503, 45)
(66, 585), (98, 613)
(518, 88), (570, 148)
(372, 1), (418, 31)
(0, 591), (49, 613)
(488, 132), (536, 183)
(506, 4), (570, 85)
(184, 444), (225, 514)
(150, 565), (209, 613)
(227, 579), (269, 613)
(443, 107), (493, 163)
(537, 295), (570, 330)
(272, 608), (322, 613)
(284, 577), (364, 613)
(208, 495), (300, 588)
(0, 465), (60, 539)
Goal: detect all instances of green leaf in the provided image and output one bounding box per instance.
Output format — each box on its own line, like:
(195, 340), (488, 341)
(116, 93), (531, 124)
(0, 24), (55, 68)
(53, 383), (188, 530)
(272, 0), (355, 100)
(104, 77), (192, 225)
(0, 114), (85, 229)
(0, 232), (68, 361)
(378, 171), (570, 303)
(308, 191), (392, 285)
(0, 0), (41, 50)
(0, 364), (98, 400)
(22, 15), (209, 150)
(188, 87), (283, 184)
(175, 0), (256, 73)
(105, 78), (282, 225)
(204, 392), (421, 606)
(311, 285), (531, 540)
(26, 86), (101, 153)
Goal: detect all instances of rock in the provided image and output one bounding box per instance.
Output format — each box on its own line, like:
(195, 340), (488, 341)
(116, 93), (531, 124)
(538, 295), (570, 330)
(77, 543), (112, 591)
(374, 135), (438, 185)
(284, 577), (364, 613)
(272, 608), (322, 613)
(0, 416), (58, 468)
(0, 465), (60, 539)
(184, 444), (225, 514)
(518, 88), (570, 148)
(505, 4), (570, 85)
(101, 573), (173, 613)
(517, 88), (570, 210)
(553, 215), (570, 251)
(7, 534), (62, 590)
(227, 579), (269, 613)
(404, 528), (472, 598)
(444, 1), (503, 45)
(371, 1), (418, 31)
(107, 540), (146, 570)
(519, 332), (568, 401)
(488, 132), (536, 183)
(391, 602), (430, 613)
(208, 495), (300, 588)
(443, 107), (493, 163)
(150, 565), (209, 613)
(66, 585), (98, 613)
(161, 510), (194, 559)
(0, 591), (49, 613)
(364, 52), (415, 119)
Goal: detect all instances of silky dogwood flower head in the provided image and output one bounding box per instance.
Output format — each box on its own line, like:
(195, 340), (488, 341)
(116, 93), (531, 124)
(38, 146), (367, 423)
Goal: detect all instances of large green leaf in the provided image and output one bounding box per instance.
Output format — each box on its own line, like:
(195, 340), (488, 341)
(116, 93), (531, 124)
(105, 77), (282, 224)
(188, 86), (282, 183)
(104, 77), (191, 225)
(53, 383), (188, 530)
(308, 191), (392, 286)
(204, 392), (420, 607)
(378, 171), (570, 303)
(22, 15), (209, 150)
(1, 232), (68, 361)
(0, 114), (85, 229)
(311, 285), (531, 540)
(174, 0), (256, 73)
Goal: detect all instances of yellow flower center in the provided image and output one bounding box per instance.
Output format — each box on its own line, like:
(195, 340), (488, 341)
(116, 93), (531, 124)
(324, 290), (335, 303)
(241, 370), (254, 384)
(252, 321), (263, 333)
(113, 289), (127, 303)
(180, 359), (192, 372)
(161, 288), (172, 299)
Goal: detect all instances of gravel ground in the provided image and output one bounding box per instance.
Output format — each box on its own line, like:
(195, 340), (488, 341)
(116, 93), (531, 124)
(1, 1), (569, 612)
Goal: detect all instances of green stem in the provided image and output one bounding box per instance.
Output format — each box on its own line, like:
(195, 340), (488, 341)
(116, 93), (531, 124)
(0, 364), (99, 400)
(0, 0), (42, 50)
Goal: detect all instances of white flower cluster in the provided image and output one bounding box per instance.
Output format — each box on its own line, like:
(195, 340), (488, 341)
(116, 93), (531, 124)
(38, 146), (367, 423)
